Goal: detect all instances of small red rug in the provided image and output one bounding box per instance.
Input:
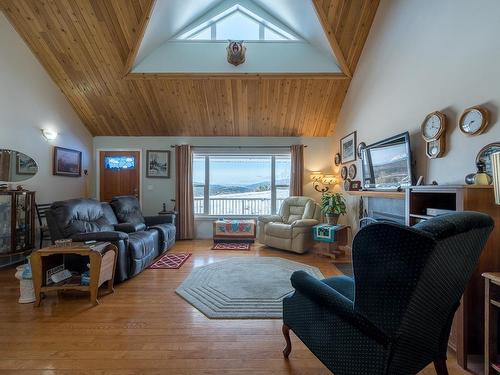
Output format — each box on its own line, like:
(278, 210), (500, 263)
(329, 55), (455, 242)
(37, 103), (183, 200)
(148, 253), (191, 269)
(212, 242), (251, 251)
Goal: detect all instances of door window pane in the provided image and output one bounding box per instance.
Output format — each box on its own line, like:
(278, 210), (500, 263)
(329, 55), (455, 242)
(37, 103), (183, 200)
(104, 156), (135, 169)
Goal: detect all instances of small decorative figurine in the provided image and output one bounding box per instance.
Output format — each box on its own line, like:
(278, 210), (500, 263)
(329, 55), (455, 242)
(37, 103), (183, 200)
(474, 161), (492, 185)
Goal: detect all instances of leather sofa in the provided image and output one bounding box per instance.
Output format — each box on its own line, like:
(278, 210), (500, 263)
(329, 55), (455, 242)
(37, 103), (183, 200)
(257, 196), (320, 254)
(110, 196), (176, 251)
(46, 198), (175, 283)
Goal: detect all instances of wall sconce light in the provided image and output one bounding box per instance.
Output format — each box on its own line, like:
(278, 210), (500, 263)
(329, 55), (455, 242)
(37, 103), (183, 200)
(41, 129), (58, 141)
(310, 171), (336, 193)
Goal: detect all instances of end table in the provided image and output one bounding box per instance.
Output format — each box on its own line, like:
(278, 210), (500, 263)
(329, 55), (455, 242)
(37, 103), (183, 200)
(31, 242), (117, 306)
(312, 224), (350, 260)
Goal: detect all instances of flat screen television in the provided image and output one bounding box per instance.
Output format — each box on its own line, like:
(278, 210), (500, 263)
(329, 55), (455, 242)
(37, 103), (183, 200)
(361, 132), (412, 190)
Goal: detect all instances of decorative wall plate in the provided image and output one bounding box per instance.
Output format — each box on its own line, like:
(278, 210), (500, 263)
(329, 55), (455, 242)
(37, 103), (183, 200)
(334, 153), (341, 166)
(348, 164), (357, 179)
(341, 166), (348, 180)
(343, 179), (351, 191)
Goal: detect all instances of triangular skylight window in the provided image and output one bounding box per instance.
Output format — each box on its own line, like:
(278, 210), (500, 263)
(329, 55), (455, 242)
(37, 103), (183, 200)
(176, 4), (298, 42)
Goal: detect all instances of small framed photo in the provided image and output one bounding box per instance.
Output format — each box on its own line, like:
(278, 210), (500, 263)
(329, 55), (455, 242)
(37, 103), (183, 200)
(340, 131), (357, 164)
(16, 153), (37, 175)
(146, 150), (170, 178)
(53, 147), (82, 177)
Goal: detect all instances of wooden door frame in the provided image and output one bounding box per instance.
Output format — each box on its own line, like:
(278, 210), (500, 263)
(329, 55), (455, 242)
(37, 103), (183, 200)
(95, 148), (143, 207)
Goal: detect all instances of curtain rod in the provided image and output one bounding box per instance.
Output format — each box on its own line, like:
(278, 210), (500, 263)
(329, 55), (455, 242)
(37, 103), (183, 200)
(170, 145), (307, 148)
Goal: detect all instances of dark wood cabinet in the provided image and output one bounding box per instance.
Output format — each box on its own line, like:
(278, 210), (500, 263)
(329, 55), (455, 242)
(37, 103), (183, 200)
(406, 185), (500, 370)
(0, 191), (36, 268)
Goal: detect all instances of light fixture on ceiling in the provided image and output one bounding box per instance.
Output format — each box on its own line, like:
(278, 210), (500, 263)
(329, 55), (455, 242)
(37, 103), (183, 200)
(41, 129), (58, 141)
(311, 171), (337, 193)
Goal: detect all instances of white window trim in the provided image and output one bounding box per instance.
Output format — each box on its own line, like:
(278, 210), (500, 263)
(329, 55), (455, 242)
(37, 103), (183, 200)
(193, 152), (291, 217)
(176, 4), (299, 42)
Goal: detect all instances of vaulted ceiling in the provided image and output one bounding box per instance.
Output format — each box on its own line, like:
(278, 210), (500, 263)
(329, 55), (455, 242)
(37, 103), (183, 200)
(0, 0), (379, 137)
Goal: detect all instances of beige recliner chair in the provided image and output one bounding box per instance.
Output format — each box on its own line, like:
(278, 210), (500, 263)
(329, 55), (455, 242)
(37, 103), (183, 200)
(257, 196), (321, 254)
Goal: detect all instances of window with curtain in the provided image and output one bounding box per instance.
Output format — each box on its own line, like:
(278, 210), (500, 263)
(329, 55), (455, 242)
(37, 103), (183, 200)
(193, 152), (291, 216)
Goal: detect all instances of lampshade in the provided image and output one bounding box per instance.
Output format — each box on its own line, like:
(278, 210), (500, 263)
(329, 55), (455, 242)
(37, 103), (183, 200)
(321, 175), (336, 185)
(310, 171), (323, 182)
(492, 152), (500, 205)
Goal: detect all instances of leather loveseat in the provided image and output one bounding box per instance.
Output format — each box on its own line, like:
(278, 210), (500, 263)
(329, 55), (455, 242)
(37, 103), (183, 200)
(110, 196), (176, 251)
(46, 198), (175, 282)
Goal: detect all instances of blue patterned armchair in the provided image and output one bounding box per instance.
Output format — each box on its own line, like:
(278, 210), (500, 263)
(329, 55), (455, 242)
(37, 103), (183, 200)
(282, 212), (494, 375)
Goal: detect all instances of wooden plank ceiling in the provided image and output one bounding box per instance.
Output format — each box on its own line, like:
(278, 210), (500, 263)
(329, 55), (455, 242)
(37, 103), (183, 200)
(0, 0), (379, 137)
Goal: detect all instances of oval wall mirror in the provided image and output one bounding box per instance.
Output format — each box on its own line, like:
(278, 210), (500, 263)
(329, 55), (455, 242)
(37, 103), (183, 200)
(0, 149), (38, 182)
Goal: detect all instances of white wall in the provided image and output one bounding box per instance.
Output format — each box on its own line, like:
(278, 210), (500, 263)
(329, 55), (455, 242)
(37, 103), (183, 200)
(0, 13), (92, 204)
(332, 0), (500, 229)
(93, 136), (334, 238)
(133, 41), (340, 74)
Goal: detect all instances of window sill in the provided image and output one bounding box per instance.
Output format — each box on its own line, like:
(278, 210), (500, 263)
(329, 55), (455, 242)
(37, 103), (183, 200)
(195, 215), (260, 221)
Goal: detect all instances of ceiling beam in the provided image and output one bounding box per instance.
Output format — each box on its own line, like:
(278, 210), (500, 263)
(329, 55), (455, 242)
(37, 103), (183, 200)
(125, 72), (350, 80)
(122, 0), (156, 77)
(311, 0), (352, 78)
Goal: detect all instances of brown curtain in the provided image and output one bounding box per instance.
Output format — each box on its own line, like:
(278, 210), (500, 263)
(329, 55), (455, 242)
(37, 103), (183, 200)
(290, 144), (304, 196)
(175, 145), (194, 240)
(0, 150), (11, 181)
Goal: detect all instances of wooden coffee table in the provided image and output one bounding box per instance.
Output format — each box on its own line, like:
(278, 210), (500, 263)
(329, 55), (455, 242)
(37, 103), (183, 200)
(31, 242), (117, 306)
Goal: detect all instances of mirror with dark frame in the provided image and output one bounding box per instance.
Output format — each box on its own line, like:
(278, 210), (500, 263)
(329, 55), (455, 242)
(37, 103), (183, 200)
(0, 149), (38, 183)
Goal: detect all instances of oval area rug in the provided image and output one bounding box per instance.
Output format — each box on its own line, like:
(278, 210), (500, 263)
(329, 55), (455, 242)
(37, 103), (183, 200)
(175, 257), (323, 319)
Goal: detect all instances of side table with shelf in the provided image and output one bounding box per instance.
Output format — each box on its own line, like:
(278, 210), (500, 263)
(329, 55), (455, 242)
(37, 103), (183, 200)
(312, 224), (350, 260)
(484, 272), (500, 374)
(31, 242), (117, 306)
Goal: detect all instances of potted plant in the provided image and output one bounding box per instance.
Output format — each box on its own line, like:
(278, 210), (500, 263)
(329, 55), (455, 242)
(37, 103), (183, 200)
(320, 192), (346, 225)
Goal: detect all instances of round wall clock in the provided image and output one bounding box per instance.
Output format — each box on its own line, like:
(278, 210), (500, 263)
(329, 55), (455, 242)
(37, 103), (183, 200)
(334, 153), (341, 166)
(357, 142), (366, 159)
(341, 166), (348, 180)
(348, 164), (357, 179)
(459, 105), (489, 136)
(421, 111), (446, 142)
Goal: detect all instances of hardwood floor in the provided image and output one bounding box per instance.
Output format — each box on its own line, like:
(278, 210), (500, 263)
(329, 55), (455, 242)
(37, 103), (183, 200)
(0, 240), (472, 374)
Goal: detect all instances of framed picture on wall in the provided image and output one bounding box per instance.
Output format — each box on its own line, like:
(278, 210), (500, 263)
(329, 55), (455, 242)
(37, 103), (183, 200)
(53, 147), (82, 177)
(146, 150), (170, 178)
(340, 131), (357, 164)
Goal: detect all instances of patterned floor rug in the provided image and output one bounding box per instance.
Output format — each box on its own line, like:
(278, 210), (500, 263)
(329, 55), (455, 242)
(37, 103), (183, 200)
(176, 257), (323, 318)
(212, 242), (251, 250)
(148, 253), (191, 269)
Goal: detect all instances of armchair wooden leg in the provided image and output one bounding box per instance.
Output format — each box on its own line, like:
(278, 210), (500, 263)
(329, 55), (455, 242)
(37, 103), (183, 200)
(433, 359), (449, 375)
(282, 324), (292, 359)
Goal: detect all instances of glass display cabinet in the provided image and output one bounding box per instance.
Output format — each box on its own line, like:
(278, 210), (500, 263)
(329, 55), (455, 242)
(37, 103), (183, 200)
(0, 191), (36, 268)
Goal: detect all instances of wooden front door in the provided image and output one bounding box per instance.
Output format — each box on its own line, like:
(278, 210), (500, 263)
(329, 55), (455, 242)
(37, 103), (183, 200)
(99, 151), (140, 202)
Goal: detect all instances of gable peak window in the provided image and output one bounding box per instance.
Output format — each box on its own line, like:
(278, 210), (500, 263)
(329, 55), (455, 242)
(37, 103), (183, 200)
(176, 4), (298, 42)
